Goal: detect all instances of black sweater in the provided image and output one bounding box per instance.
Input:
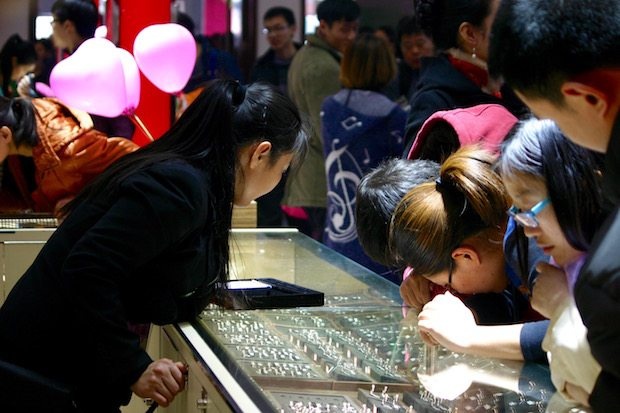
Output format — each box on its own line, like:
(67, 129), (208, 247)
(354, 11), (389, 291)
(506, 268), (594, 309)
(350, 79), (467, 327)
(0, 160), (218, 411)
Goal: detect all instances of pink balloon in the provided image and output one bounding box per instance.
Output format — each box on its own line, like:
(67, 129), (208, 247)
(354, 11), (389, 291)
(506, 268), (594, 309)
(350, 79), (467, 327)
(133, 23), (196, 94)
(34, 82), (54, 97)
(116, 48), (140, 114)
(50, 38), (128, 117)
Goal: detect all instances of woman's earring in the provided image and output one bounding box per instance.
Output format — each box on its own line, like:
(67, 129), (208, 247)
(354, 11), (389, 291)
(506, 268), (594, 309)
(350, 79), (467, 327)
(471, 47), (477, 59)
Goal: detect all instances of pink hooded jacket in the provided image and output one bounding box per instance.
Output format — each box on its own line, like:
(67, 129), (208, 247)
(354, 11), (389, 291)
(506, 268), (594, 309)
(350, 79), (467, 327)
(407, 103), (519, 160)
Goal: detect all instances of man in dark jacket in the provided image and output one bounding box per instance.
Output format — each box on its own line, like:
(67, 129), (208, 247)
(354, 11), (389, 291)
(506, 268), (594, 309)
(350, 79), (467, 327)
(251, 6), (301, 227)
(488, 1), (620, 410)
(251, 6), (300, 95)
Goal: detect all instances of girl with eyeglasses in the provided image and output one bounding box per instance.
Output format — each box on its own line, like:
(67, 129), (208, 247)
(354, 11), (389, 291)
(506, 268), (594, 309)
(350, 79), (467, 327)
(498, 118), (609, 407)
(391, 145), (548, 361)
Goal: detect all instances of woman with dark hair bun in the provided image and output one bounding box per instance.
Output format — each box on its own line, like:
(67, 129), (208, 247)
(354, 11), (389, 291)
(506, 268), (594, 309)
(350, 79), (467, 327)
(0, 79), (307, 412)
(403, 0), (527, 156)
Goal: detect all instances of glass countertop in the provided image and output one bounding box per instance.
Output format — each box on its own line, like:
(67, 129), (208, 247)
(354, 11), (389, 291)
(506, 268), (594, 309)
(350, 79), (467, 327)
(187, 230), (587, 413)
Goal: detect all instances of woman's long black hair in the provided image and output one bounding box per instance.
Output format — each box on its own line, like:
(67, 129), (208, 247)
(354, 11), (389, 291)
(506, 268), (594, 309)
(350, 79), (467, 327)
(62, 79), (307, 293)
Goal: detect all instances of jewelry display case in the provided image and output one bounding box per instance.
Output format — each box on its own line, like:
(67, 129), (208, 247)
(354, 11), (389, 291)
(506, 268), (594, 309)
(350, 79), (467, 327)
(158, 229), (585, 413)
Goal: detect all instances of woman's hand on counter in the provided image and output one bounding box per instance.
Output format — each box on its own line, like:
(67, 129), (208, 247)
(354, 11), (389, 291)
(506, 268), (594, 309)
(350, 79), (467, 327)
(131, 358), (187, 407)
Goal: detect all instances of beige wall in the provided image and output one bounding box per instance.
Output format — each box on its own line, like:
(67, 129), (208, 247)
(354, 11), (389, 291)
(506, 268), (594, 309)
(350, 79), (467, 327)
(0, 0), (33, 47)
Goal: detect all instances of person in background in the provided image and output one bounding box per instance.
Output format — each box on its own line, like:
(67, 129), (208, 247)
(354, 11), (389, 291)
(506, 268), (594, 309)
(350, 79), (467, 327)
(251, 6), (300, 95)
(33, 37), (57, 86)
(321, 33), (406, 280)
(374, 24), (397, 56)
(0, 34), (36, 98)
(0, 96), (138, 214)
(17, 0), (135, 139)
(383, 16), (434, 103)
(251, 6), (301, 227)
(0, 80), (307, 412)
(498, 118), (608, 407)
(283, 0), (360, 240)
(0, 35), (38, 220)
(391, 146), (548, 361)
(402, 0), (527, 156)
(488, 1), (620, 408)
(175, 12), (244, 102)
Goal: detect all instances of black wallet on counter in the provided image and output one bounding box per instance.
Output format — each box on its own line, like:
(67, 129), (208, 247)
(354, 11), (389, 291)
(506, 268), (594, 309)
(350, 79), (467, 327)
(223, 278), (324, 310)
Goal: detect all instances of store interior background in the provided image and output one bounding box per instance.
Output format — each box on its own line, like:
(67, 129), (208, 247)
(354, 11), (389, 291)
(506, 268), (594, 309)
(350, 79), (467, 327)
(0, 0), (411, 143)
(1, 0), (412, 80)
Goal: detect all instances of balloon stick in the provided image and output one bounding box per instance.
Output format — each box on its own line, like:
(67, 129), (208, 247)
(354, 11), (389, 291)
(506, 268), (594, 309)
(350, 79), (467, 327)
(129, 113), (154, 142)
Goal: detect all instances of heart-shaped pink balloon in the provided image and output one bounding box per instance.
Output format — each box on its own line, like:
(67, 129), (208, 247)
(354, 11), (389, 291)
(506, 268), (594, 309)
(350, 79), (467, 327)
(133, 23), (196, 94)
(117, 47), (140, 114)
(50, 38), (128, 117)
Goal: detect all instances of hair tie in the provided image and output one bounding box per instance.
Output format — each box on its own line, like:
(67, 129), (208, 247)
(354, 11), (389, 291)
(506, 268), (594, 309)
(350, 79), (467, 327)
(232, 81), (247, 107)
(435, 177), (444, 192)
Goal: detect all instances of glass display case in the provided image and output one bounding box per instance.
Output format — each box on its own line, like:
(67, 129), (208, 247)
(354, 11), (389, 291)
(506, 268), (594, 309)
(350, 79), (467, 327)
(164, 229), (587, 413)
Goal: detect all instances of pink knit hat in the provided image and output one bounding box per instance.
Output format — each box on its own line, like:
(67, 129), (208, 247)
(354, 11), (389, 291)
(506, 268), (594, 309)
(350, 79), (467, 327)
(407, 104), (519, 160)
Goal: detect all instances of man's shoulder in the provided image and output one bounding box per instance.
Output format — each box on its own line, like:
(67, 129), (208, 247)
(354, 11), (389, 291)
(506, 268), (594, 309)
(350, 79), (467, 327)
(291, 44), (339, 72)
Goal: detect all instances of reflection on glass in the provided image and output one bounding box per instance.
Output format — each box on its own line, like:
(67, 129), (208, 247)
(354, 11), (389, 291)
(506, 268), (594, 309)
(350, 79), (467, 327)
(191, 231), (581, 412)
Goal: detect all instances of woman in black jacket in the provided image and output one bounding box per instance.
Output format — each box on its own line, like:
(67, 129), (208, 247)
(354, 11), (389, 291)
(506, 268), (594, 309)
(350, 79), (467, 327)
(403, 0), (527, 156)
(0, 79), (307, 412)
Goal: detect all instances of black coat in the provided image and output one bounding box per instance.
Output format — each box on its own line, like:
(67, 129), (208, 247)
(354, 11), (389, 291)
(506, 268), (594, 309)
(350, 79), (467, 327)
(0, 160), (218, 412)
(250, 43), (302, 93)
(403, 54), (527, 156)
(576, 114), (620, 411)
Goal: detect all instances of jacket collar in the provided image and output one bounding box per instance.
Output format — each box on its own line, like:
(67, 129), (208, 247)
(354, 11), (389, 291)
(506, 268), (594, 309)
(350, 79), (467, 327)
(305, 33), (341, 63)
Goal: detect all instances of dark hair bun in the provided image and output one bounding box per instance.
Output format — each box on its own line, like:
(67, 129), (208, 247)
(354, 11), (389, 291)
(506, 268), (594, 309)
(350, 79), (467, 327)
(415, 0), (439, 38)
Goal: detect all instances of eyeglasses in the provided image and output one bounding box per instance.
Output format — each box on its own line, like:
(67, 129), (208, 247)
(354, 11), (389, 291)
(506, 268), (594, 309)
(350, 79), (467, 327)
(262, 25), (289, 35)
(447, 259), (454, 288)
(508, 198), (550, 228)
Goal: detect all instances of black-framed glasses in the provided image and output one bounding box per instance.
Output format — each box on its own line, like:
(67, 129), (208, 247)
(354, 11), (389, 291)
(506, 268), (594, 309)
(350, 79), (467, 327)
(261, 25), (288, 35)
(508, 198), (550, 229)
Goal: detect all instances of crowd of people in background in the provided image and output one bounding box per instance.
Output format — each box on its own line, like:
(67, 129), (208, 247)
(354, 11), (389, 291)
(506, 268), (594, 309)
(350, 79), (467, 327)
(1, 0), (619, 411)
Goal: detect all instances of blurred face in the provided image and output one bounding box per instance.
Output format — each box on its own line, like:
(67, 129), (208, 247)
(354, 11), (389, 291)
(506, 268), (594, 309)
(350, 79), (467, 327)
(400, 33), (434, 70)
(319, 19), (359, 53)
(263, 15), (296, 53)
(234, 151), (293, 207)
(11, 62), (35, 82)
(50, 16), (72, 50)
(503, 173), (582, 267)
(374, 29), (395, 54)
